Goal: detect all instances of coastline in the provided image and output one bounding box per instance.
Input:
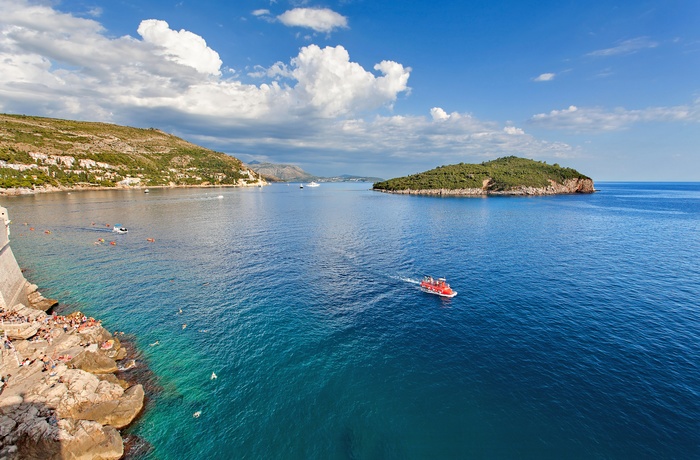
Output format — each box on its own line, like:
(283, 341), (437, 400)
(0, 181), (267, 197)
(373, 178), (596, 196)
(0, 207), (144, 459)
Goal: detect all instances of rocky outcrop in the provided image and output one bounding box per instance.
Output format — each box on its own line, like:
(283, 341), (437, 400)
(381, 177), (596, 196)
(25, 284), (58, 312)
(0, 308), (144, 459)
(0, 208), (144, 459)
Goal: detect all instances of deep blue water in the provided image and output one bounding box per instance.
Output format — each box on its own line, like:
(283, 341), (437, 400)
(3, 182), (700, 459)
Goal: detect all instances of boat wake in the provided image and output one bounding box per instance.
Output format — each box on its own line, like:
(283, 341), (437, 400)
(388, 274), (421, 285)
(401, 277), (421, 285)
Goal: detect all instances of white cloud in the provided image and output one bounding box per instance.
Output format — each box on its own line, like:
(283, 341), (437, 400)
(587, 37), (658, 57)
(0, 0), (579, 177)
(430, 107), (449, 121)
(0, 1), (408, 122)
(290, 45), (410, 117)
(503, 126), (525, 135)
(252, 9), (270, 17)
(534, 72), (555, 82)
(137, 19), (222, 76)
(529, 101), (700, 132)
(277, 8), (348, 33)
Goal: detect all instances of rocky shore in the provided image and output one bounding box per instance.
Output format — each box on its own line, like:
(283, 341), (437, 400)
(0, 284), (143, 459)
(0, 181), (267, 196)
(377, 177), (596, 196)
(0, 207), (143, 459)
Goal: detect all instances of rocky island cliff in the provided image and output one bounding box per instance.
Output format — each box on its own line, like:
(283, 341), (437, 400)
(373, 156), (595, 196)
(0, 207), (143, 459)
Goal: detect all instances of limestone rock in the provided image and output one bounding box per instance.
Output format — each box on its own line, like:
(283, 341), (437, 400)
(70, 351), (118, 374)
(3, 323), (39, 340)
(72, 384), (144, 429)
(108, 347), (127, 361)
(15, 419), (124, 460)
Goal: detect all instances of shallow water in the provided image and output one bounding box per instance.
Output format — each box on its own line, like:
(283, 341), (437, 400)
(4, 182), (700, 459)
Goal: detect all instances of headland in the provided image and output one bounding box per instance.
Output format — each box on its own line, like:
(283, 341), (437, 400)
(0, 206), (144, 459)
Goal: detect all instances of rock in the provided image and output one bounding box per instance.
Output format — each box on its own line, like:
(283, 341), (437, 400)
(77, 326), (112, 345)
(95, 373), (129, 390)
(0, 396), (24, 412)
(72, 384), (144, 429)
(0, 414), (17, 437)
(109, 348), (127, 361)
(2, 323), (39, 340)
(16, 418), (124, 460)
(70, 352), (118, 374)
(31, 297), (59, 312)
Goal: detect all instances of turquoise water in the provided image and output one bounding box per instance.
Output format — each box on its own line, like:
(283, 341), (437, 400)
(4, 183), (700, 459)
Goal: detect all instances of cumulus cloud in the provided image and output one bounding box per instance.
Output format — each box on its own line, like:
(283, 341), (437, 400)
(252, 9), (270, 17)
(0, 1), (407, 122)
(277, 8), (348, 33)
(289, 45), (410, 117)
(137, 19), (222, 76)
(196, 108), (575, 176)
(529, 101), (700, 132)
(534, 72), (555, 82)
(587, 37), (658, 57)
(0, 0), (578, 176)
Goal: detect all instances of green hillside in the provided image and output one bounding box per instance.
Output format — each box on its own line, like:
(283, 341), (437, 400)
(0, 114), (263, 189)
(373, 156), (591, 192)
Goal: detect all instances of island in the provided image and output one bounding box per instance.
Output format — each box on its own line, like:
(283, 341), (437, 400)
(0, 207), (143, 459)
(373, 156), (595, 196)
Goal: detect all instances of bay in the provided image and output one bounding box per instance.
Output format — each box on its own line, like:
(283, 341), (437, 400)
(3, 182), (700, 459)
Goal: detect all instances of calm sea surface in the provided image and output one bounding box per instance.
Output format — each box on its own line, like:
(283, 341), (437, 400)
(3, 182), (700, 459)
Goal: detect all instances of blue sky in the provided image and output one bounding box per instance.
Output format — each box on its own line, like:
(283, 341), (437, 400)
(1, 0), (699, 180)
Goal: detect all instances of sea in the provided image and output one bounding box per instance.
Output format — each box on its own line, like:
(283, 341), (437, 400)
(3, 182), (699, 459)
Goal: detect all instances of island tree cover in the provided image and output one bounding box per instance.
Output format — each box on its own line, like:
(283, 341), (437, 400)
(0, 113), (262, 189)
(373, 156), (591, 191)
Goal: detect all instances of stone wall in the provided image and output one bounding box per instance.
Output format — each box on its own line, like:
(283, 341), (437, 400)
(0, 207), (28, 309)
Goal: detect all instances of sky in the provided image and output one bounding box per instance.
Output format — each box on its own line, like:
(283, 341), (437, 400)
(1, 0), (699, 180)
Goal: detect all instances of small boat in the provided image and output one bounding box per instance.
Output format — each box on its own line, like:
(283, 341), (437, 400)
(113, 224), (128, 234)
(144, 189), (150, 193)
(420, 276), (457, 298)
(306, 181), (320, 187)
(299, 184), (304, 189)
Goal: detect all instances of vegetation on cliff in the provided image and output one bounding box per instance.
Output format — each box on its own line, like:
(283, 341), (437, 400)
(0, 114), (264, 189)
(373, 156), (591, 192)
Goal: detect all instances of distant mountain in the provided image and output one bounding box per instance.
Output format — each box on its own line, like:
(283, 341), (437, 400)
(247, 162), (383, 183)
(247, 162), (316, 182)
(373, 156), (594, 195)
(0, 113), (265, 192)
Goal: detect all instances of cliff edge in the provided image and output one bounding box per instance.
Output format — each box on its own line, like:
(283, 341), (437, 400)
(0, 206), (143, 459)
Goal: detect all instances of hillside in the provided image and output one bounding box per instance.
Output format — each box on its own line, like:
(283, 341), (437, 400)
(373, 157), (594, 195)
(248, 161), (383, 183)
(247, 162), (316, 182)
(0, 114), (265, 192)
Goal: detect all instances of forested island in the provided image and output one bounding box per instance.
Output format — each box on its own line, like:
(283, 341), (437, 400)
(0, 114), (265, 194)
(373, 156), (595, 196)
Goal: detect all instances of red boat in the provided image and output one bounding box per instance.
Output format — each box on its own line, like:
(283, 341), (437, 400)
(420, 276), (457, 298)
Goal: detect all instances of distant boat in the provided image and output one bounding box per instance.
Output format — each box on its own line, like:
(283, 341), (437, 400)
(420, 276), (457, 298)
(113, 224), (128, 234)
(306, 181), (320, 187)
(299, 184), (304, 189)
(144, 189), (150, 193)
